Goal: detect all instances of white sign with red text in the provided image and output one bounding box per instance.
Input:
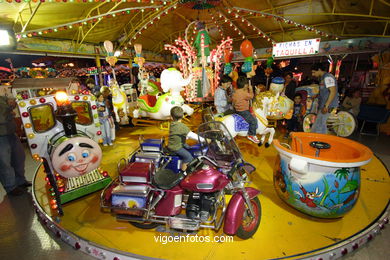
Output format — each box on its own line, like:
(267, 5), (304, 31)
(272, 38), (321, 58)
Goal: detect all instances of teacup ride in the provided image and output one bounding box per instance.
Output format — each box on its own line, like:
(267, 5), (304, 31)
(273, 132), (373, 218)
(132, 68), (194, 129)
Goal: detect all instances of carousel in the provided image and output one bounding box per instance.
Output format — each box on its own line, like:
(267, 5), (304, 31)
(27, 67), (389, 260)
(1, 0), (389, 260)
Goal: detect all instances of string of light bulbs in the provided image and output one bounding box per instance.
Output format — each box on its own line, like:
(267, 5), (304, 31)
(129, 3), (177, 45)
(217, 11), (245, 40)
(210, 12), (225, 39)
(16, 6), (162, 39)
(236, 15), (275, 44)
(231, 7), (339, 40)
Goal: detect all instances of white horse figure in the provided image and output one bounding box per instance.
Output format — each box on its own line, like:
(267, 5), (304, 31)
(110, 81), (129, 125)
(133, 68), (194, 120)
(221, 93), (276, 147)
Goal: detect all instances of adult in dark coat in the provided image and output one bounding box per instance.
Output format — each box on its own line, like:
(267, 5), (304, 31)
(284, 71), (297, 100)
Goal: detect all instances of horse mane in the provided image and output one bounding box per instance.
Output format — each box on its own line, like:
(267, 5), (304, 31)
(253, 91), (275, 110)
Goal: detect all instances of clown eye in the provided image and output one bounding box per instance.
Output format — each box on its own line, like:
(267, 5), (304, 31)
(82, 150), (90, 158)
(67, 153), (76, 162)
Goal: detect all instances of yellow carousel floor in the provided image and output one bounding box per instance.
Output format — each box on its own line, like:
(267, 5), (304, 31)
(31, 124), (390, 260)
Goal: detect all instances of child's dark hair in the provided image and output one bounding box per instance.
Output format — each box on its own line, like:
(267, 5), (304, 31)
(220, 75), (233, 84)
(170, 106), (184, 121)
(237, 76), (249, 89)
(311, 63), (326, 71)
(294, 93), (302, 99)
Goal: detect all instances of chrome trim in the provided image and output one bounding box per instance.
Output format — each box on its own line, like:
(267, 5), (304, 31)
(196, 183), (214, 190)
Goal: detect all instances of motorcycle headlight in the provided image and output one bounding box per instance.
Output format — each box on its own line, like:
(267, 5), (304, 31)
(196, 183), (214, 190)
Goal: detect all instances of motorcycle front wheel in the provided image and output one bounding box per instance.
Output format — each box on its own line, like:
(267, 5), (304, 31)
(130, 221), (160, 229)
(235, 197), (261, 239)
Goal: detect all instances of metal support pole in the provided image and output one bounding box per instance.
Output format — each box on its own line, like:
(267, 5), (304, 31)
(354, 55), (360, 71)
(95, 55), (103, 86)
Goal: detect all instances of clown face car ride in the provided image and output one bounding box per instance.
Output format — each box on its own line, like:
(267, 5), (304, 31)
(101, 121), (261, 239)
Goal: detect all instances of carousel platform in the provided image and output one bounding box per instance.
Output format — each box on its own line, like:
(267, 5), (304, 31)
(32, 126), (389, 260)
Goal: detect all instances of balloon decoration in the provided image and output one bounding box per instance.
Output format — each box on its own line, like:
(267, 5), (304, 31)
(103, 40), (118, 79)
(223, 48), (234, 75)
(133, 43), (145, 68)
(103, 40), (114, 56)
(104, 40), (117, 66)
(266, 56), (274, 68)
(240, 39), (253, 58)
(240, 39), (254, 73)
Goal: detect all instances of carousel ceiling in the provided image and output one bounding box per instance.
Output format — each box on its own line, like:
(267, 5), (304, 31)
(0, 0), (389, 58)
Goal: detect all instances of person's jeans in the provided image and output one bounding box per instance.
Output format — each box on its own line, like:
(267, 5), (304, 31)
(311, 111), (330, 134)
(236, 110), (258, 136)
(99, 117), (112, 144)
(0, 134), (26, 193)
(175, 148), (194, 163)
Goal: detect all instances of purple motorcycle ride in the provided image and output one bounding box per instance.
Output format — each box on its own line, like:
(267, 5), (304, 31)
(101, 121), (261, 239)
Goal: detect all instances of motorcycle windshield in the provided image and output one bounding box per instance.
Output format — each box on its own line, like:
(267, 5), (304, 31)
(197, 121), (242, 166)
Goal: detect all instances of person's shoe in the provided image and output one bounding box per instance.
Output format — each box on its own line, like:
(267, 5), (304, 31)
(103, 143), (108, 146)
(247, 135), (260, 143)
(19, 181), (32, 188)
(108, 143), (113, 146)
(7, 187), (25, 196)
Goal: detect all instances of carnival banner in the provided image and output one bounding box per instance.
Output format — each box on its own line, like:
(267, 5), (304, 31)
(272, 38), (321, 58)
(232, 37), (390, 61)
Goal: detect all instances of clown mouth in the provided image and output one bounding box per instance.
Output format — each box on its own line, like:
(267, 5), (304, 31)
(72, 163), (89, 174)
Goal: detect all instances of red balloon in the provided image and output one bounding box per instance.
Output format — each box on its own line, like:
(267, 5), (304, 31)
(240, 40), (254, 58)
(224, 49), (234, 63)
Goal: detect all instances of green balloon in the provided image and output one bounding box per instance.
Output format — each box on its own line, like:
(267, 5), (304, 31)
(267, 57), (274, 68)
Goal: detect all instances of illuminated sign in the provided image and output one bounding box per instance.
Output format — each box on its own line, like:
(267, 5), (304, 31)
(272, 38), (321, 58)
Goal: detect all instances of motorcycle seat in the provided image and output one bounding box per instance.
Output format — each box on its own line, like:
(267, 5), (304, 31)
(153, 168), (185, 190)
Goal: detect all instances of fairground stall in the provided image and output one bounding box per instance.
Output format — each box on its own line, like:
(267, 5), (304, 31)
(0, 1), (389, 260)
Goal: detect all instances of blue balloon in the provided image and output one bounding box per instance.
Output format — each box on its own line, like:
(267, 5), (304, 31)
(224, 63), (232, 75)
(242, 61), (252, 73)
